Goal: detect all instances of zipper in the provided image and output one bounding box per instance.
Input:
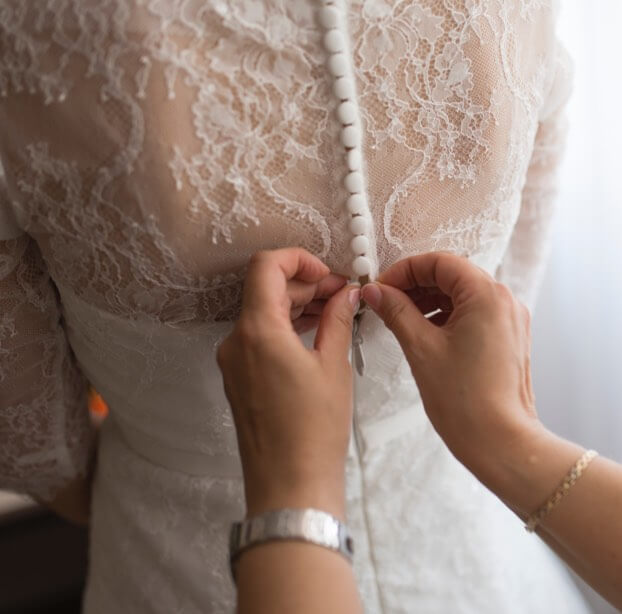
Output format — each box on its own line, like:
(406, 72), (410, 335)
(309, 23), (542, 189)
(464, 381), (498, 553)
(352, 309), (365, 376)
(351, 308), (365, 459)
(351, 284), (367, 457)
(350, 300), (385, 613)
(351, 274), (369, 378)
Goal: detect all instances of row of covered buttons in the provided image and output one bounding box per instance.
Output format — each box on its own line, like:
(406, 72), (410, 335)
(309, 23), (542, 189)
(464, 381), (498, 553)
(318, 0), (372, 279)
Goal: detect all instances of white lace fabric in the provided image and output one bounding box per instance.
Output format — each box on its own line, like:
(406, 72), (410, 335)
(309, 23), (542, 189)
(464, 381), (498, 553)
(0, 2), (583, 612)
(0, 234), (93, 499)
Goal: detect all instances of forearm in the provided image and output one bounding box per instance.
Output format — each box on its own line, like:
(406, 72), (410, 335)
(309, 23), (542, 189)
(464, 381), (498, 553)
(480, 424), (622, 610)
(536, 452), (622, 611)
(236, 542), (362, 614)
(534, 526), (621, 611)
(234, 470), (361, 613)
(35, 472), (93, 526)
(36, 419), (100, 526)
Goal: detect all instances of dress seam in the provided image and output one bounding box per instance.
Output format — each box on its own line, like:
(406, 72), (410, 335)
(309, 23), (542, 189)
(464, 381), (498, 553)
(352, 366), (387, 614)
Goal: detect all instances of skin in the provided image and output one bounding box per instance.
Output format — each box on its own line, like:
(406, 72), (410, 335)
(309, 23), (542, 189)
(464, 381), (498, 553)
(36, 477), (92, 526)
(217, 248), (362, 614)
(217, 249), (357, 521)
(36, 417), (102, 526)
(217, 248), (622, 614)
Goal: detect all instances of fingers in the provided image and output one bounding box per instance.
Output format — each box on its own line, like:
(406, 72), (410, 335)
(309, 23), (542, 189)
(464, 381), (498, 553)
(314, 283), (360, 366)
(287, 273), (347, 314)
(376, 252), (494, 306)
(292, 315), (321, 335)
(300, 299), (326, 316)
(426, 310), (451, 327)
(313, 273), (349, 299)
(291, 299), (326, 322)
(361, 282), (441, 363)
(241, 248), (332, 322)
(404, 286), (454, 318)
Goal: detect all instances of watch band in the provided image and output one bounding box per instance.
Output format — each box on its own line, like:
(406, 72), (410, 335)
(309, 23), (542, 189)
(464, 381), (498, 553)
(229, 508), (354, 581)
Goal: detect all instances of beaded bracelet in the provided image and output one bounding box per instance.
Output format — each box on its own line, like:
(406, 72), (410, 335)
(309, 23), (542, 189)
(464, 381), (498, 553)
(525, 449), (598, 533)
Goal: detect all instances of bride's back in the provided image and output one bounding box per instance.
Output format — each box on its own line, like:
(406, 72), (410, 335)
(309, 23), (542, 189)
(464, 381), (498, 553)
(0, 3), (584, 613)
(1, 0), (566, 322)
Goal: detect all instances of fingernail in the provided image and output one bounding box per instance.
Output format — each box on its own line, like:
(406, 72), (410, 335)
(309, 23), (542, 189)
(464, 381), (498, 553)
(348, 287), (361, 311)
(361, 283), (381, 310)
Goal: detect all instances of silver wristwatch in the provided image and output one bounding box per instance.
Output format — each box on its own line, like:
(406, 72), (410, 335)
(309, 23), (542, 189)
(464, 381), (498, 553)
(229, 508), (354, 580)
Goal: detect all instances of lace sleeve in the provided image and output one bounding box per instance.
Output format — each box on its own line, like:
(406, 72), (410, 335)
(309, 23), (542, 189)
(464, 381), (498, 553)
(0, 229), (94, 501)
(495, 42), (573, 311)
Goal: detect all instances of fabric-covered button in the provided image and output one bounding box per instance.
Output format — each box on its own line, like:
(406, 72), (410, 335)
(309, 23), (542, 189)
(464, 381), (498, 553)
(347, 148), (361, 171)
(318, 5), (339, 29)
(344, 171), (364, 193)
(328, 53), (348, 77)
(323, 29), (345, 54)
(340, 125), (360, 148)
(337, 101), (356, 125)
(352, 255), (372, 276)
(346, 193), (366, 214)
(349, 215), (368, 235)
(333, 77), (355, 101)
(350, 234), (370, 254)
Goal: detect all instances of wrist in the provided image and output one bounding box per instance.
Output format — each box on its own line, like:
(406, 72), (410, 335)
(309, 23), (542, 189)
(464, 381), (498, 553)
(244, 475), (346, 521)
(472, 418), (585, 515)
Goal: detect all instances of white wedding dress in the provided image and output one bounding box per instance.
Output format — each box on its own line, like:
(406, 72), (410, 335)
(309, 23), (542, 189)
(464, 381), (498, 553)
(0, 1), (591, 612)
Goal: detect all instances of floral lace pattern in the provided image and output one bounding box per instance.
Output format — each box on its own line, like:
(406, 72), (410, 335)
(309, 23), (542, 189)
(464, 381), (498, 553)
(0, 1), (576, 612)
(0, 236), (93, 499)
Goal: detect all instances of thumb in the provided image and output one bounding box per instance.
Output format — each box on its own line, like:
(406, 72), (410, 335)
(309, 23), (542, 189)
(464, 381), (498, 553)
(361, 282), (440, 362)
(314, 282), (360, 365)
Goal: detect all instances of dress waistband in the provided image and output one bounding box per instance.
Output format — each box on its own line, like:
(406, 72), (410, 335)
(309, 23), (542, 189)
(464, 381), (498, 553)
(108, 414), (244, 478)
(110, 406), (420, 476)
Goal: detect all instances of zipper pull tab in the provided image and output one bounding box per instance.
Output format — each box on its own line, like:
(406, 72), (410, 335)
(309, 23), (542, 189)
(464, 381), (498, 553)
(353, 340), (366, 376)
(352, 312), (366, 376)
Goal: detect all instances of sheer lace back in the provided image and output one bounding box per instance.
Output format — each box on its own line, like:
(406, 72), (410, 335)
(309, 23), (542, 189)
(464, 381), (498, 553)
(1, 0), (569, 321)
(0, 0), (570, 498)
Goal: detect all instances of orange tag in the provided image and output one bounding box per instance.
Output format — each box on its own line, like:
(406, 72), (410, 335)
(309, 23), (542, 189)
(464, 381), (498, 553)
(88, 388), (109, 417)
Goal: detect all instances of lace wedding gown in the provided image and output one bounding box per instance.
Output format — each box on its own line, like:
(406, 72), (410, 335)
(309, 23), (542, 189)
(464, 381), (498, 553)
(0, 1), (590, 612)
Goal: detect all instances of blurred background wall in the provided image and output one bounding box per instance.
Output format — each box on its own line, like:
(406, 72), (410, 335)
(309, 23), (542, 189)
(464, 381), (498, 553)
(533, 2), (622, 613)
